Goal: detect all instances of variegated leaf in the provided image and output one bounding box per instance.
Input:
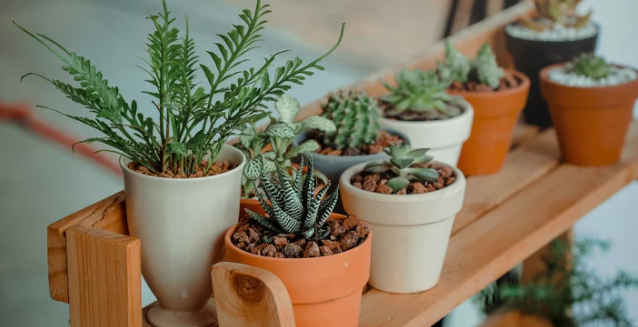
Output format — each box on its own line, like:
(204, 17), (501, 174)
(243, 158), (261, 181)
(274, 95), (300, 125)
(297, 115), (336, 133)
(265, 122), (296, 139)
(285, 139), (320, 159)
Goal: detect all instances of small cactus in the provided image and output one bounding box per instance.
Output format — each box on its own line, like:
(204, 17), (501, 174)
(522, 0), (593, 31)
(363, 144), (439, 193)
(381, 69), (463, 121)
(567, 53), (613, 80)
(438, 42), (504, 90)
(437, 40), (472, 84)
(474, 44), (505, 89)
(321, 91), (381, 151)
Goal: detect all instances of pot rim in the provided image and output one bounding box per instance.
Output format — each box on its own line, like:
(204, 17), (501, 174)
(447, 68), (531, 98)
(119, 143), (246, 182)
(224, 214), (373, 263)
(540, 63), (638, 90)
(339, 160), (466, 203)
(505, 21), (600, 43)
(297, 128), (410, 161)
(379, 97), (473, 126)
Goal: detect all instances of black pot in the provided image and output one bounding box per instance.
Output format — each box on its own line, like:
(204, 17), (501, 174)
(505, 23), (599, 128)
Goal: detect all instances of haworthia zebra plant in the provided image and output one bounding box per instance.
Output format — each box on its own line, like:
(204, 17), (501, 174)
(237, 95), (335, 198)
(363, 144), (439, 192)
(245, 156), (339, 241)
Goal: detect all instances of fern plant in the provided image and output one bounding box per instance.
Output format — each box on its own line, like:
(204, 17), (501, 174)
(438, 41), (504, 90)
(380, 69), (463, 121)
(478, 238), (638, 327)
(363, 144), (439, 192)
(567, 54), (614, 80)
(236, 95), (335, 198)
(245, 156), (339, 241)
(15, 0), (344, 175)
(321, 91), (381, 151)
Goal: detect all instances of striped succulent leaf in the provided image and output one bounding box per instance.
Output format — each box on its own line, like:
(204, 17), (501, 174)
(246, 156), (339, 241)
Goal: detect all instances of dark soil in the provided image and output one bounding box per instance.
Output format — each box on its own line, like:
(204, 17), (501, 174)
(350, 163), (456, 194)
(128, 160), (235, 178)
(312, 130), (403, 156)
(232, 215), (370, 258)
(448, 70), (522, 93)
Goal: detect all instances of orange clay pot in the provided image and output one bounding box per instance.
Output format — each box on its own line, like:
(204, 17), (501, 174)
(453, 69), (530, 176)
(225, 201), (372, 327)
(540, 64), (638, 166)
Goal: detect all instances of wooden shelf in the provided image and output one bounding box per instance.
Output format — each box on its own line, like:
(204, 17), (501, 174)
(44, 2), (638, 326)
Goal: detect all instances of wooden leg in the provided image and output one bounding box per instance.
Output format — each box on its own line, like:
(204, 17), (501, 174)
(212, 262), (295, 327)
(67, 226), (142, 327)
(522, 230), (574, 283)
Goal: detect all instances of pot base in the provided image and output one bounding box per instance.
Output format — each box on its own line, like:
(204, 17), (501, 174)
(147, 301), (217, 327)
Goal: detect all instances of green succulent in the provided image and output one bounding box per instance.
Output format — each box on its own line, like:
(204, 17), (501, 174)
(245, 156), (339, 241)
(522, 0), (593, 31)
(362, 144), (439, 193)
(321, 91), (381, 151)
(236, 95), (335, 198)
(567, 54), (614, 80)
(474, 44), (505, 89)
(437, 40), (471, 84)
(380, 69), (462, 121)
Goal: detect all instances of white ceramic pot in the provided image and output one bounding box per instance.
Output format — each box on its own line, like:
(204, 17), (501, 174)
(120, 145), (245, 327)
(379, 99), (474, 165)
(339, 161), (466, 293)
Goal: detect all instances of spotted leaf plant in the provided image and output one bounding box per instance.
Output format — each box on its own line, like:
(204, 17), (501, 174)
(245, 156), (339, 241)
(380, 69), (463, 121)
(237, 95), (335, 198)
(362, 144), (439, 193)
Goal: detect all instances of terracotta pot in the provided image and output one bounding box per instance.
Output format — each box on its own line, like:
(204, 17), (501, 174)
(505, 23), (599, 128)
(453, 69), (530, 176)
(120, 144), (245, 327)
(225, 201), (372, 327)
(540, 64), (638, 166)
(340, 161), (466, 293)
(379, 99), (474, 165)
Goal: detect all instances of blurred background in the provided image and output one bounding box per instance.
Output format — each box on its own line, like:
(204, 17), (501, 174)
(1, 0), (637, 326)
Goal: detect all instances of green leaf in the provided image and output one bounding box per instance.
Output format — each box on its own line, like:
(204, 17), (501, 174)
(297, 115), (336, 133)
(239, 126), (256, 148)
(285, 140), (319, 159)
(243, 158), (261, 180)
(409, 168), (439, 183)
(166, 142), (187, 156)
(274, 95), (300, 124)
(264, 122), (296, 139)
(386, 177), (410, 193)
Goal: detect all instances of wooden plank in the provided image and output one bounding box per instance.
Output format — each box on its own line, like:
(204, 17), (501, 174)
(212, 262), (296, 327)
(358, 123), (638, 327)
(67, 226), (142, 327)
(487, 0), (506, 17)
(48, 191), (126, 303)
(450, 0), (478, 35)
(452, 129), (560, 235)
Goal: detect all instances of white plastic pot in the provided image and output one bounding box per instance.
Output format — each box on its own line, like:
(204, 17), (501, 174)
(339, 161), (466, 293)
(379, 100), (474, 165)
(120, 144), (245, 327)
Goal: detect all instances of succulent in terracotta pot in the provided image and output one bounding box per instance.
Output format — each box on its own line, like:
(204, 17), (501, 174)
(441, 41), (530, 176)
(505, 0), (599, 128)
(378, 69), (474, 165)
(295, 90), (407, 212)
(225, 156), (372, 327)
(340, 144), (466, 293)
(15, 0), (344, 325)
(236, 95), (335, 199)
(540, 54), (638, 166)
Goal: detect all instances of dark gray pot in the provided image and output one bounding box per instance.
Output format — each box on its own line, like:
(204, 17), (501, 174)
(295, 129), (409, 214)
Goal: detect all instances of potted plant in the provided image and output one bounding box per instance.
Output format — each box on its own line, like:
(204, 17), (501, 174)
(339, 144), (466, 293)
(295, 90), (407, 211)
(224, 157), (372, 327)
(236, 95), (335, 202)
(440, 41), (530, 176)
(15, 0), (344, 325)
(540, 54), (638, 166)
(505, 0), (599, 128)
(378, 69), (473, 166)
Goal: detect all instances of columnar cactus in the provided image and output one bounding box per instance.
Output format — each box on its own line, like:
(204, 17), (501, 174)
(245, 156), (339, 241)
(381, 69), (463, 121)
(321, 91), (381, 150)
(474, 44), (505, 89)
(363, 144), (439, 192)
(522, 0), (593, 31)
(567, 54), (613, 80)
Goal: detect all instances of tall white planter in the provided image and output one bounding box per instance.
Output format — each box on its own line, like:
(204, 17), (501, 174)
(120, 145), (245, 327)
(340, 161), (466, 293)
(379, 100), (474, 165)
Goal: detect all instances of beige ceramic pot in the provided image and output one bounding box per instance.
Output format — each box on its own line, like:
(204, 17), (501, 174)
(120, 144), (245, 327)
(340, 161), (466, 293)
